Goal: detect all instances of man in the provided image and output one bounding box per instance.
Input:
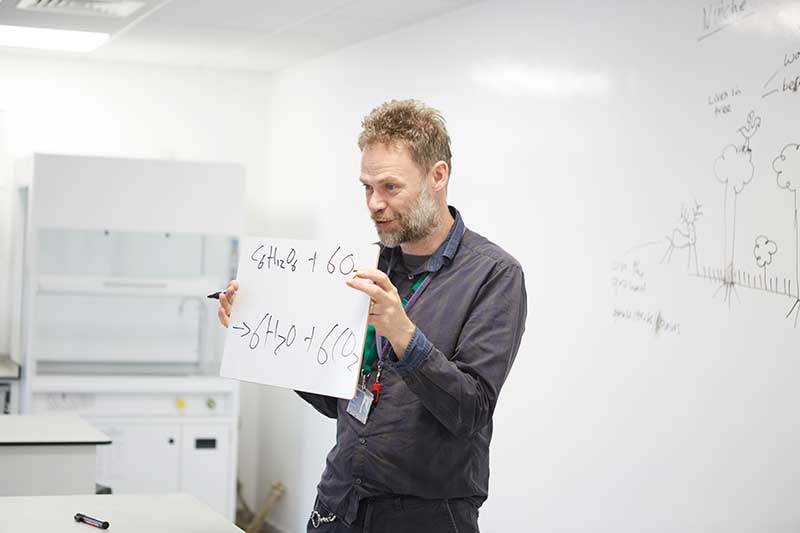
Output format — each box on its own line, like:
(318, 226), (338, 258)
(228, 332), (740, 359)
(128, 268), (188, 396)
(219, 99), (526, 532)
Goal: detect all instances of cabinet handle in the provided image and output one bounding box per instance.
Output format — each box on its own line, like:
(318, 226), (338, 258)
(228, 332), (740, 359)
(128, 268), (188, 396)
(168, 438), (175, 444)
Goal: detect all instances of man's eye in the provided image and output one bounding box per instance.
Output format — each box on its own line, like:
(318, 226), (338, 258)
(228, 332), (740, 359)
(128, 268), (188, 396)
(385, 184), (397, 191)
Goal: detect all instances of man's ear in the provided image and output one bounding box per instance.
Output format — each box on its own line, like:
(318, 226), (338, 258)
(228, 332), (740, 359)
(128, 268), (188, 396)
(430, 160), (449, 193)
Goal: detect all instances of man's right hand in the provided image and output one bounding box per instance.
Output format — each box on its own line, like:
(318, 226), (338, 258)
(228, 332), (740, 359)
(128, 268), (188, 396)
(217, 279), (240, 328)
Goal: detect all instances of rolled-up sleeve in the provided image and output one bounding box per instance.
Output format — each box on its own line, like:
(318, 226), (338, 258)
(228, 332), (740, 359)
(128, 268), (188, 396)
(394, 264), (527, 438)
(394, 327), (434, 371)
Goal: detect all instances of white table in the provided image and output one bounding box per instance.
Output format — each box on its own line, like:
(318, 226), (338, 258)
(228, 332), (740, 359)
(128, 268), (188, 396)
(0, 414), (111, 496)
(0, 493), (243, 532)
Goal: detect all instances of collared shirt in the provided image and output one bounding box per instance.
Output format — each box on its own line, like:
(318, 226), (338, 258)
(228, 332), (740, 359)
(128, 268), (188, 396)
(297, 206), (527, 526)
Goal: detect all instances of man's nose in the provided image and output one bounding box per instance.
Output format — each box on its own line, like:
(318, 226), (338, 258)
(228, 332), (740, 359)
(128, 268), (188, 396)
(367, 191), (386, 212)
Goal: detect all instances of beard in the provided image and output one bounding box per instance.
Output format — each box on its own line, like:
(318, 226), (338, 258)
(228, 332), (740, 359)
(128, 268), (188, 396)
(374, 185), (441, 248)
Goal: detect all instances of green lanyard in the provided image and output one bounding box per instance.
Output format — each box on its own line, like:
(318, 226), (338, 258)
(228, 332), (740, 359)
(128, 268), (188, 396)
(361, 272), (429, 373)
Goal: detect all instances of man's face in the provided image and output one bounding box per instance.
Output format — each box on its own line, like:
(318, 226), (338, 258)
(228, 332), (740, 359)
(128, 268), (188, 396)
(360, 142), (440, 248)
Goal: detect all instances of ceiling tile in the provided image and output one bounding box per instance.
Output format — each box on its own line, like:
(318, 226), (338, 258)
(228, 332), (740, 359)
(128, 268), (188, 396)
(149, 0), (352, 33)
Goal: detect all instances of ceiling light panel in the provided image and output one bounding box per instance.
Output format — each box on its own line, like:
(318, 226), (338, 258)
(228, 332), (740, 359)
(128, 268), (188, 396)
(0, 23), (109, 51)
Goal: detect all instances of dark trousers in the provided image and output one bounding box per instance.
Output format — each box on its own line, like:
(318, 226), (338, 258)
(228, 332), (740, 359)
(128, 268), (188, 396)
(307, 495), (480, 533)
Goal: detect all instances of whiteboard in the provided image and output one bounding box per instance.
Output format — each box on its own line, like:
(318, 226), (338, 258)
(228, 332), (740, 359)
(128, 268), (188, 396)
(220, 237), (379, 399)
(260, 0), (800, 530)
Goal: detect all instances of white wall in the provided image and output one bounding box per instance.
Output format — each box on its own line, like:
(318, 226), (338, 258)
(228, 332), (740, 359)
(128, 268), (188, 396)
(0, 54), (273, 512)
(256, 1), (549, 529)
(257, 0), (800, 532)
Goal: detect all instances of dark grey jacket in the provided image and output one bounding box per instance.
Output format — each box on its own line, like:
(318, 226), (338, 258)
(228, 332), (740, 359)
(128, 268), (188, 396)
(298, 206), (527, 526)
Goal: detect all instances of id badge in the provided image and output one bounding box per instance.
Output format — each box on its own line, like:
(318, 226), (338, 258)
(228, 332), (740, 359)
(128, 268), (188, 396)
(346, 388), (374, 424)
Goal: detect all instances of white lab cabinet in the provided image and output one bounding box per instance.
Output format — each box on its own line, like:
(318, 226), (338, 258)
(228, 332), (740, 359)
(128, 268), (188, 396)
(92, 420), (183, 493)
(91, 420), (233, 514)
(180, 422), (232, 514)
(11, 153), (244, 520)
(29, 375), (240, 518)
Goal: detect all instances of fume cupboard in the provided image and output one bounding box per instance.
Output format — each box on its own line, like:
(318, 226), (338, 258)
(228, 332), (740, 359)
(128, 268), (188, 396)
(9, 153), (245, 519)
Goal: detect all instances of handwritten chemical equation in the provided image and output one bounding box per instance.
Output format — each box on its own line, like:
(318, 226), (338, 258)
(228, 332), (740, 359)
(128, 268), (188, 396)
(249, 243), (357, 277)
(232, 313), (361, 372)
(221, 236), (376, 398)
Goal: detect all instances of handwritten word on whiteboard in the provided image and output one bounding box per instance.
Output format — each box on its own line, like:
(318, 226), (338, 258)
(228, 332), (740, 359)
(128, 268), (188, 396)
(220, 237), (379, 399)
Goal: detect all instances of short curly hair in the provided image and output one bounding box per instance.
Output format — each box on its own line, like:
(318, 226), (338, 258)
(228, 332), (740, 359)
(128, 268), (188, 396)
(358, 99), (452, 175)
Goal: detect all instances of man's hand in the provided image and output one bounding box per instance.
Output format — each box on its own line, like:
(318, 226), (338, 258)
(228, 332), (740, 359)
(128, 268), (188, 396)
(346, 268), (415, 358)
(217, 279), (240, 328)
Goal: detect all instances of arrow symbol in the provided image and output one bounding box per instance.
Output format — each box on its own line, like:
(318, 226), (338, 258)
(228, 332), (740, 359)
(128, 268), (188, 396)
(232, 322), (251, 337)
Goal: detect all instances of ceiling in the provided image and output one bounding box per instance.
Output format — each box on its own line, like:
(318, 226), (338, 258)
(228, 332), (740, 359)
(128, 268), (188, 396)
(0, 0), (481, 72)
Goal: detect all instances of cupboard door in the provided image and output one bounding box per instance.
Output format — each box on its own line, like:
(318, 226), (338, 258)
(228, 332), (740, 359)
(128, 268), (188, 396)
(92, 420), (181, 493)
(180, 423), (230, 516)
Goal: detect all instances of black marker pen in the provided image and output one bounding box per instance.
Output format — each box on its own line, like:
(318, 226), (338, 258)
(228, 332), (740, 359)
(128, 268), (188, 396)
(207, 290), (227, 300)
(74, 513), (109, 529)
